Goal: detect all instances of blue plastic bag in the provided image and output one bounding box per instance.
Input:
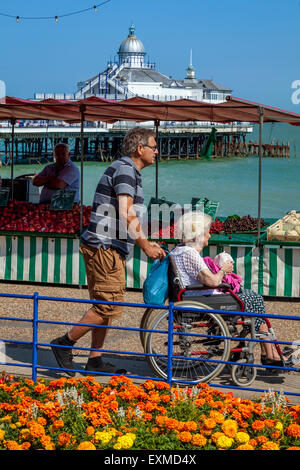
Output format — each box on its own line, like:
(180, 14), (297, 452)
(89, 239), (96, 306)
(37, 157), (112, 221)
(143, 254), (170, 305)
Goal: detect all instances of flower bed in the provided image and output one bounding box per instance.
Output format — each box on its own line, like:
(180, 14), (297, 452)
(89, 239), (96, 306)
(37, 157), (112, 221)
(0, 372), (299, 451)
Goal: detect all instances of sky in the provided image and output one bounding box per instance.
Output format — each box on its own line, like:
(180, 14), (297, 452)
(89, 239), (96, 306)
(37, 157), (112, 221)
(0, 0), (299, 112)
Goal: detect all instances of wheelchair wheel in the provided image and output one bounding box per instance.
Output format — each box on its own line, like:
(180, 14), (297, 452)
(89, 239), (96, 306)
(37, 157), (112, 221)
(231, 359), (257, 387)
(140, 307), (159, 348)
(144, 300), (231, 384)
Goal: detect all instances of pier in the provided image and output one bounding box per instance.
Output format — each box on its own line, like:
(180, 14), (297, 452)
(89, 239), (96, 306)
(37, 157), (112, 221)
(0, 124), (290, 164)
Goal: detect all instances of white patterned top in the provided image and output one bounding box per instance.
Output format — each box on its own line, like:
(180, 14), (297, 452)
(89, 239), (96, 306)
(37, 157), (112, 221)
(171, 245), (219, 295)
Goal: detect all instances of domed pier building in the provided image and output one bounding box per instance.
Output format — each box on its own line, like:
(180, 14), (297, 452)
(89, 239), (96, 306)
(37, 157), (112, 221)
(75, 24), (232, 103)
(29, 25), (252, 161)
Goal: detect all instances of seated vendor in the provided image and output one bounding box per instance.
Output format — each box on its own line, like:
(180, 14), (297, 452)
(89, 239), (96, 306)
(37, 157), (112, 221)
(33, 143), (80, 204)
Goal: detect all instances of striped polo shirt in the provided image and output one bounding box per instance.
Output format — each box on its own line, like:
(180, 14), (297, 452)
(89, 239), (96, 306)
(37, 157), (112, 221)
(81, 156), (144, 257)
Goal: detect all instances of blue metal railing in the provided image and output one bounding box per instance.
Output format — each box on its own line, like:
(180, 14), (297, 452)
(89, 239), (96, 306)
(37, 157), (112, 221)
(0, 292), (299, 397)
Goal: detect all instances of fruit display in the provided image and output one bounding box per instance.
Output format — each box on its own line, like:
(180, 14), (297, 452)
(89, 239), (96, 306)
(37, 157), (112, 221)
(0, 200), (92, 234)
(222, 215), (268, 233)
(209, 218), (224, 233)
(149, 215), (267, 239)
(267, 210), (300, 242)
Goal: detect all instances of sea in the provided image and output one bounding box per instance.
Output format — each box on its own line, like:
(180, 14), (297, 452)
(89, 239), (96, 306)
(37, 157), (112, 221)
(0, 122), (299, 219)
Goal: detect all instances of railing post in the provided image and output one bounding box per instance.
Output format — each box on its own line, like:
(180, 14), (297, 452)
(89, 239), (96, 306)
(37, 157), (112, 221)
(32, 292), (39, 382)
(167, 302), (174, 386)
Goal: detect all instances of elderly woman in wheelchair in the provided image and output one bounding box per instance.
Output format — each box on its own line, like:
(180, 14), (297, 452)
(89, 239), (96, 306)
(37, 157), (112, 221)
(141, 211), (287, 387)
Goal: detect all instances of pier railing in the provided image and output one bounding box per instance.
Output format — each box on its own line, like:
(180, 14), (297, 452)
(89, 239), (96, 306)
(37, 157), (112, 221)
(0, 292), (299, 397)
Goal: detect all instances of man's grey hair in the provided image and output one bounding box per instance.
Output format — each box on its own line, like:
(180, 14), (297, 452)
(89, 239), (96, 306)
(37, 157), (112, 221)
(178, 211), (212, 250)
(54, 142), (70, 154)
(122, 127), (155, 157)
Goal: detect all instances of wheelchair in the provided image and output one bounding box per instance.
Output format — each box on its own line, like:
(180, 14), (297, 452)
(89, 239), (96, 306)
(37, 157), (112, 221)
(140, 254), (283, 387)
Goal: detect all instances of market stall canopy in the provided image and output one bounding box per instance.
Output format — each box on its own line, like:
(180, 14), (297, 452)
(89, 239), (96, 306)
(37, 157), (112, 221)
(1, 95), (300, 124)
(219, 96), (300, 125)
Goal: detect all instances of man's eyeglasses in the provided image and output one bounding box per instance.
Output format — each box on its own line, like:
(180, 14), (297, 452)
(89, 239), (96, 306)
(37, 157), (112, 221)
(143, 144), (158, 151)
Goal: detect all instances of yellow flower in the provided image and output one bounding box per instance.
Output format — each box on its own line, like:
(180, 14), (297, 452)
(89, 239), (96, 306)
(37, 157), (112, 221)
(95, 431), (112, 445)
(0, 429), (5, 440)
(77, 441), (96, 450)
(211, 432), (225, 444)
(235, 432), (250, 445)
(0, 416), (11, 422)
(20, 429), (31, 441)
(216, 435), (233, 450)
(275, 422), (283, 432)
(113, 434), (135, 450)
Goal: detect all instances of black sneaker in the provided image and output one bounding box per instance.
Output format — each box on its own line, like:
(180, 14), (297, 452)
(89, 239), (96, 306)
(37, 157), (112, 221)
(50, 336), (76, 377)
(84, 357), (127, 375)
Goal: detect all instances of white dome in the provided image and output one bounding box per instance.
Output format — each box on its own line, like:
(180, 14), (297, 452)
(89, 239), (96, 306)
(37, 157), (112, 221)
(118, 25), (145, 55)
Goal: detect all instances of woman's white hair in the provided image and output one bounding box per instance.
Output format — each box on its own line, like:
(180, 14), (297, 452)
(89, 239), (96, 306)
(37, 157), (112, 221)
(178, 211), (212, 250)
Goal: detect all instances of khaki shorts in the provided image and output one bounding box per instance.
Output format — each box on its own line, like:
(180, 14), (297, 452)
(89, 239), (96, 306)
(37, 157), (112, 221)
(80, 243), (126, 320)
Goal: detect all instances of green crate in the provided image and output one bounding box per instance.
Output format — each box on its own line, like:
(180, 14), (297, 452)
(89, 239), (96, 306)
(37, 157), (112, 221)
(191, 197), (220, 221)
(147, 197), (182, 222)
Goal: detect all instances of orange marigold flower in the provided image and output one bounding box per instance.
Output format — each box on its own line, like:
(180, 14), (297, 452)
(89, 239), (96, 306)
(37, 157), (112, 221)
(155, 415), (168, 427)
(257, 435), (268, 444)
(77, 441), (96, 450)
(265, 419), (275, 428)
(248, 439), (257, 448)
(143, 380), (155, 390)
(178, 431), (192, 443)
(261, 441), (280, 451)
(86, 426), (95, 436)
(236, 444), (254, 450)
(37, 417), (47, 426)
(195, 398), (206, 407)
(271, 431), (281, 440)
(287, 447), (300, 450)
(222, 419), (238, 438)
(209, 410), (225, 424)
(287, 424), (300, 438)
(27, 422), (45, 439)
(183, 421), (197, 432)
(160, 395), (171, 403)
(203, 418), (217, 430)
(20, 442), (31, 450)
(143, 413), (153, 422)
(6, 440), (21, 450)
(191, 434), (207, 447)
(34, 383), (46, 394)
(58, 432), (71, 447)
(52, 419), (64, 430)
(251, 420), (265, 432)
(165, 418), (180, 430)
